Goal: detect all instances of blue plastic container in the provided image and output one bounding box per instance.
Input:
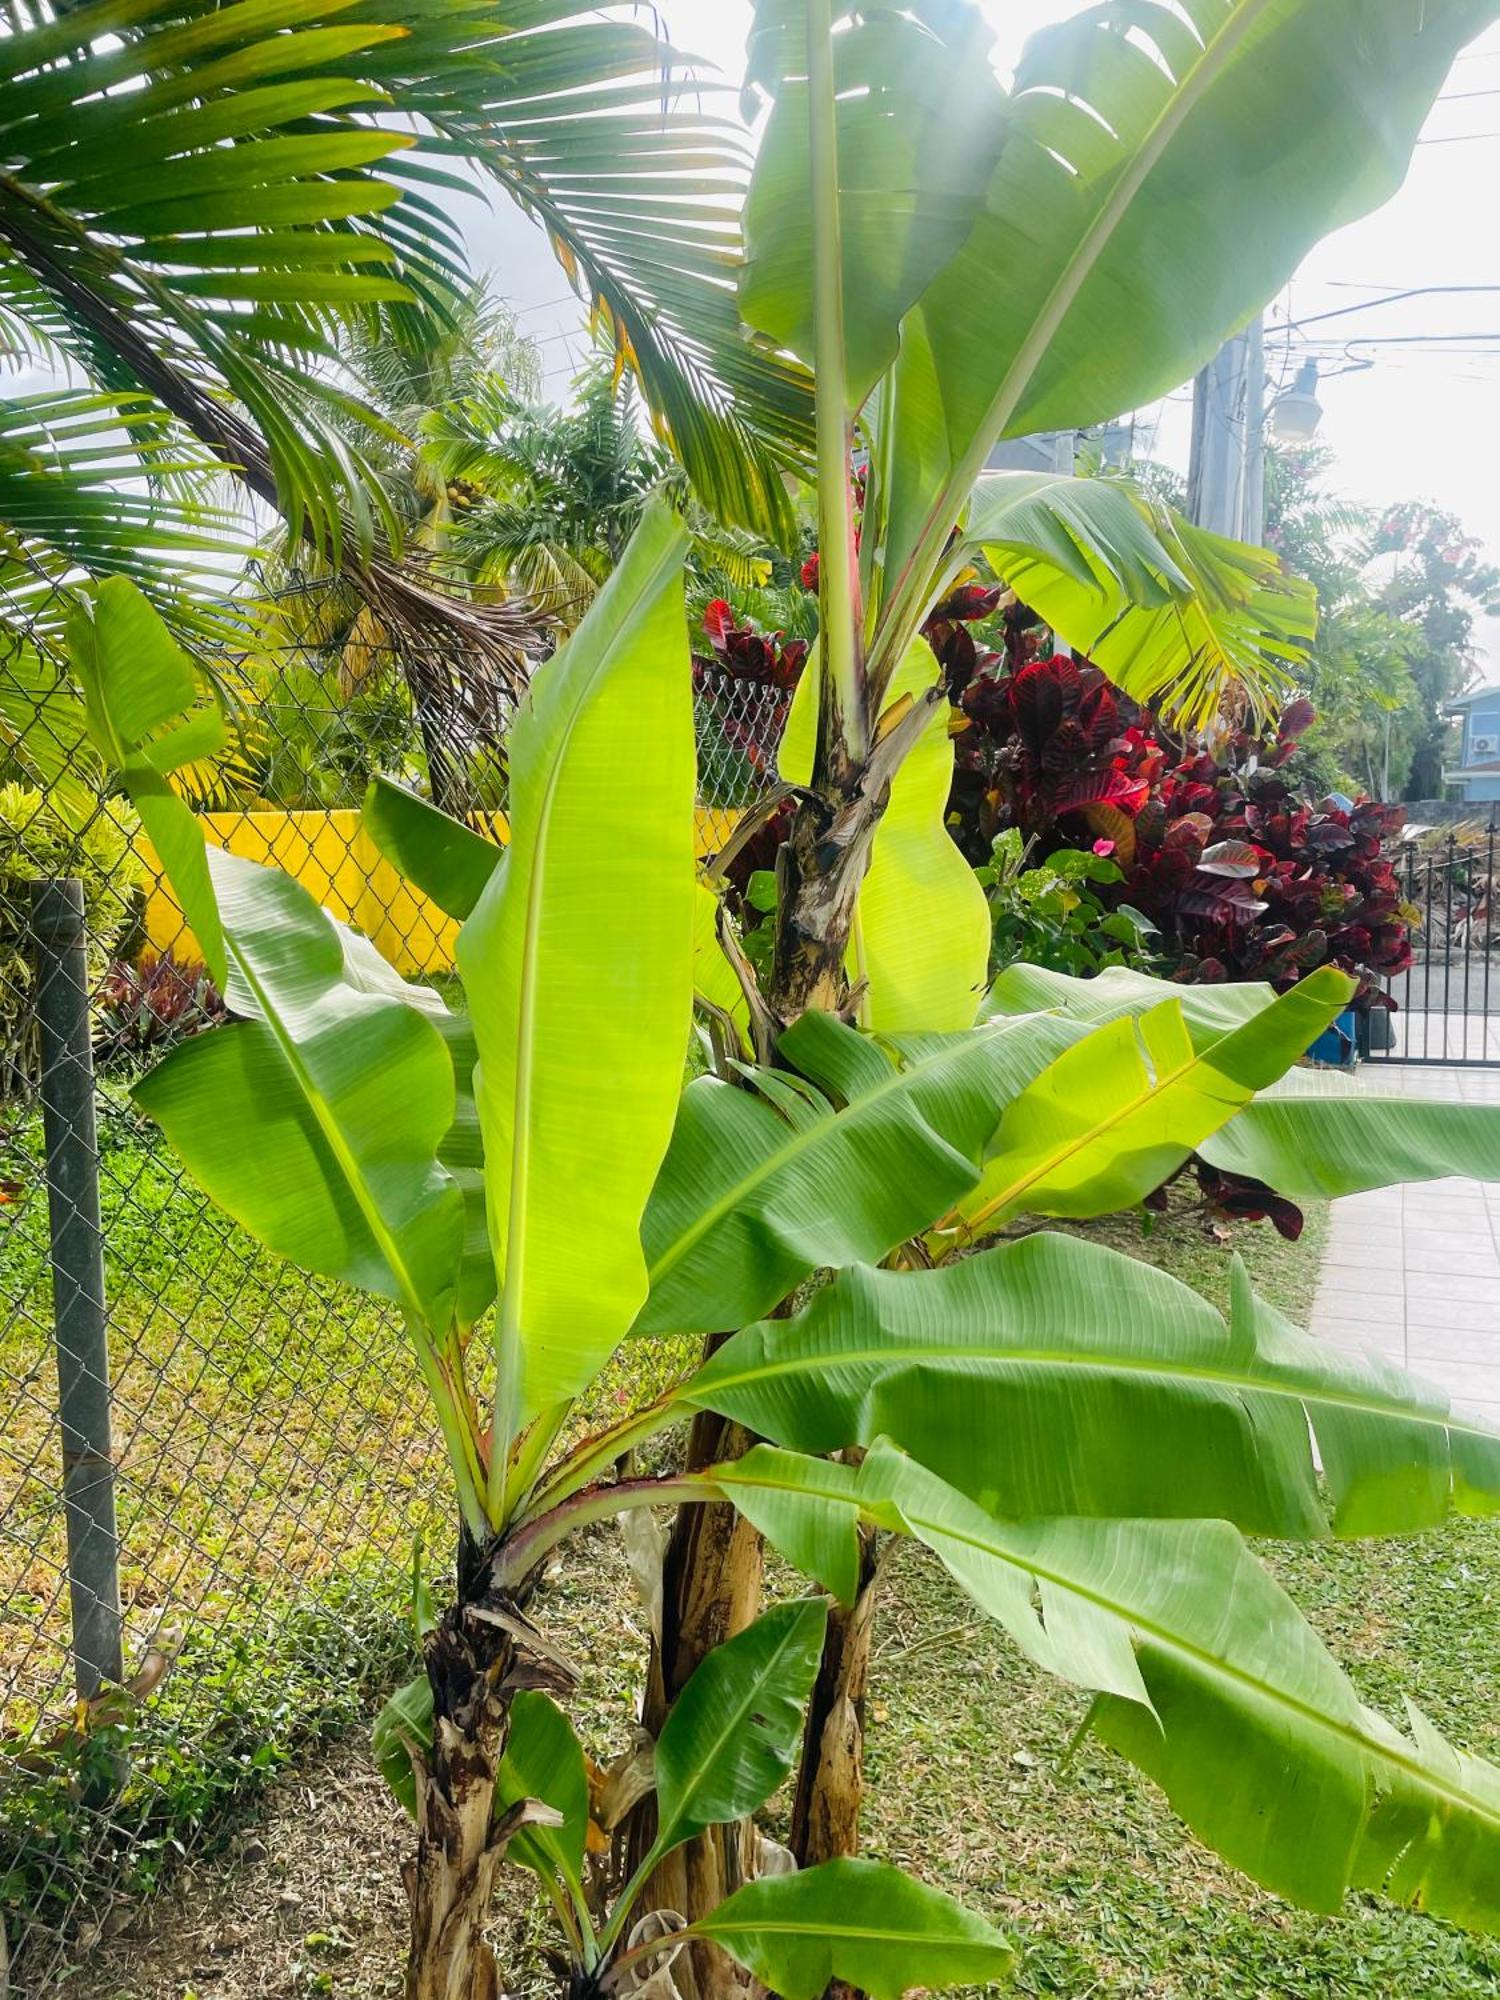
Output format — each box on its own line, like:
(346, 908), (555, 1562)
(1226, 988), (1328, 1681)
(1306, 1006), (1358, 1070)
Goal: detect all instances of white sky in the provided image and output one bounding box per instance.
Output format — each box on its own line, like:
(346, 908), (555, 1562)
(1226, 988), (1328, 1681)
(464, 2), (1500, 676)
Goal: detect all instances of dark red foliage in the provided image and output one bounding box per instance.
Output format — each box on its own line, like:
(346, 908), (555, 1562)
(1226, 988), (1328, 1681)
(1195, 1162), (1307, 1242)
(692, 603), (811, 791)
(1125, 768), (1413, 1004)
(947, 638), (1412, 1007)
(695, 601), (808, 692)
(95, 953), (226, 1062)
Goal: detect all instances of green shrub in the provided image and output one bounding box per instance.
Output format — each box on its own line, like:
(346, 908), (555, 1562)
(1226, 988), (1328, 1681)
(0, 781), (144, 1096)
(978, 828), (1158, 979)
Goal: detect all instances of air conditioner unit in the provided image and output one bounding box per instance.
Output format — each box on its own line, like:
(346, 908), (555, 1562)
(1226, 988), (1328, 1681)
(1472, 733), (1500, 759)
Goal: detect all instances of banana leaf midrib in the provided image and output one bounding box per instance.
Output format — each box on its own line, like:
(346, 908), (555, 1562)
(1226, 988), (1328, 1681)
(654, 1611), (817, 1849)
(693, 1326), (1495, 1440)
(952, 1019), (1245, 1234)
(898, 1495), (1500, 1831)
(492, 530), (686, 1417)
(643, 1029), (1007, 1287)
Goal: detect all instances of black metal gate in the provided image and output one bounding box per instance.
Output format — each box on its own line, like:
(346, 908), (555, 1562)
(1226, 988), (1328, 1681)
(1365, 812), (1500, 1067)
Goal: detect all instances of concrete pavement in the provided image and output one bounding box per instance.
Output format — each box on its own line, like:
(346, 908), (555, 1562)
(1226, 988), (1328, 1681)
(1299, 1063), (1500, 1422)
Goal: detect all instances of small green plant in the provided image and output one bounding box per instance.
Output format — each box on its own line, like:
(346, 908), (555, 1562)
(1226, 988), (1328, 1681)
(0, 1576), (412, 1953)
(978, 829), (1157, 978)
(0, 780), (142, 1095)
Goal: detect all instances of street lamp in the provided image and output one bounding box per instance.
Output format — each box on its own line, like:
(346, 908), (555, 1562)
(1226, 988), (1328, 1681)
(1269, 358), (1324, 442)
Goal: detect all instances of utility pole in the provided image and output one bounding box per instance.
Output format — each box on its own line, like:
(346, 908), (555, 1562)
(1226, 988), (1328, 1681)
(1187, 317), (1266, 546)
(987, 430), (1076, 476)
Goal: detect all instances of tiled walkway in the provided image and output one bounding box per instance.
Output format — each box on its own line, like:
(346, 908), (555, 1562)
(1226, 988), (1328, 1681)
(1302, 1063), (1500, 1422)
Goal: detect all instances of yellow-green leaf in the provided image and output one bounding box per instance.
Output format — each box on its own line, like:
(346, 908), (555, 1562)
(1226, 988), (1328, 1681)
(951, 969), (1352, 1239)
(456, 501), (697, 1442)
(780, 639), (988, 1031)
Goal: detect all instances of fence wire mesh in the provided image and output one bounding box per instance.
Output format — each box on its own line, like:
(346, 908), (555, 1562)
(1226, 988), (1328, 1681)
(0, 617), (789, 1995)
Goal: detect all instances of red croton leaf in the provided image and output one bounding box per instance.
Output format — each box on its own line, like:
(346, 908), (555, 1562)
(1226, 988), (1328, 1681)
(1196, 839), (1266, 879)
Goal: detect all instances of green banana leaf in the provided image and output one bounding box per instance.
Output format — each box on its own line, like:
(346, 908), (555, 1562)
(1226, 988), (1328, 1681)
(70, 580), (494, 1336)
(649, 1598), (828, 1861)
(778, 638), (991, 1033)
(702, 1440), (1500, 1932)
(1204, 1090), (1500, 1198)
(687, 1233), (1500, 1537)
(456, 501), (698, 1435)
(950, 971), (1352, 1239)
(426, 1006), (495, 1334)
(634, 1008), (1081, 1338)
(884, 0), (1500, 625)
(849, 638), (991, 1032)
(135, 847), (464, 1328)
(968, 472), (1316, 722)
(690, 1859), (1014, 2000)
(66, 576), (226, 982)
(496, 1691), (590, 1908)
(740, 0), (1005, 412)
(328, 923), (493, 1328)
(713, 1445), (869, 1606)
(363, 775), (502, 922)
(983, 960), (1279, 1046)
(372, 1671), (432, 1820)
(691, 876), (751, 1037)
(964, 469), (1190, 608)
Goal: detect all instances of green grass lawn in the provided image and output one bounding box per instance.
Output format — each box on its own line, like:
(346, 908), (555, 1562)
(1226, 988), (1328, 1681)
(1, 1082), (446, 1937)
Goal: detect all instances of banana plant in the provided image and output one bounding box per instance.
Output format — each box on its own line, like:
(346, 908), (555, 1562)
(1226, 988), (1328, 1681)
(81, 537), (1500, 2000)
(75, 2), (1500, 1993)
(734, 0), (1500, 1025)
(660, 0), (1500, 1955)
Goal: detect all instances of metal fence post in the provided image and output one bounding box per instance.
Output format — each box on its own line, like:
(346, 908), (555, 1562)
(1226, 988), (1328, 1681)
(32, 876), (123, 1700)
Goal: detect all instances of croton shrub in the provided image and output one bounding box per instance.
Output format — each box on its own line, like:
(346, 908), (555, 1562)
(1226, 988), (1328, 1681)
(937, 593), (1415, 1009)
(691, 598), (808, 807)
(701, 587), (1415, 1241)
(701, 586), (1414, 1021)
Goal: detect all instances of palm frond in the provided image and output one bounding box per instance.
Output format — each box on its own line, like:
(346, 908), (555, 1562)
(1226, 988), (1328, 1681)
(390, 3), (816, 540)
(0, 389), (253, 640)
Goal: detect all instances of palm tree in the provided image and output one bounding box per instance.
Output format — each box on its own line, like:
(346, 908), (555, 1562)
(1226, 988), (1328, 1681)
(245, 283), (548, 811)
(0, 0), (815, 782)
(425, 361), (773, 630)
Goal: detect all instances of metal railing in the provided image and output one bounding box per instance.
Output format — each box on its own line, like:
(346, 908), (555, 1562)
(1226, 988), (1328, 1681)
(1367, 813), (1500, 1068)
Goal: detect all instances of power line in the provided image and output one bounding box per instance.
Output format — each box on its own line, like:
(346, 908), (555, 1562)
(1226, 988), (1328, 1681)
(1417, 128), (1500, 144)
(1299, 335), (1500, 349)
(1286, 286), (1500, 332)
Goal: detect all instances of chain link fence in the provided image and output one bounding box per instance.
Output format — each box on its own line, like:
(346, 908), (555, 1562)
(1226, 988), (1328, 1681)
(0, 617), (790, 1995)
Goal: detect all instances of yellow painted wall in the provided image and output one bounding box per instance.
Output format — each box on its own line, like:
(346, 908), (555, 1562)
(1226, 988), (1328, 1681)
(134, 805), (738, 977)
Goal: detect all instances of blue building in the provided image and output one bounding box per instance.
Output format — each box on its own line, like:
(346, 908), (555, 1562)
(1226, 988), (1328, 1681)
(1444, 686), (1500, 804)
